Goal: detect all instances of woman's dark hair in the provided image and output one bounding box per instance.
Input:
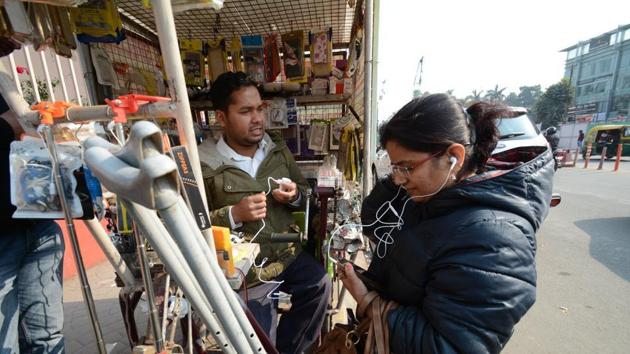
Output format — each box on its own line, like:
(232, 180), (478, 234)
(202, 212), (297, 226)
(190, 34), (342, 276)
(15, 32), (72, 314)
(379, 93), (511, 176)
(210, 71), (260, 112)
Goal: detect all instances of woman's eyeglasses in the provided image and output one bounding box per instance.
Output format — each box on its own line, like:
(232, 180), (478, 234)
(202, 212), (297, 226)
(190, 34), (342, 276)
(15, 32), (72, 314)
(390, 151), (441, 177)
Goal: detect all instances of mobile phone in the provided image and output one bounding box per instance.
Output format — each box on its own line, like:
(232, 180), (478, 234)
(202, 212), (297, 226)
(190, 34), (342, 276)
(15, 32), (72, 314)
(338, 259), (384, 292)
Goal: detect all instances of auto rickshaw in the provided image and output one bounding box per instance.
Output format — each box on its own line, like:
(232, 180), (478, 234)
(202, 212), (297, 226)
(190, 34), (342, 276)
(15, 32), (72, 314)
(583, 124), (630, 159)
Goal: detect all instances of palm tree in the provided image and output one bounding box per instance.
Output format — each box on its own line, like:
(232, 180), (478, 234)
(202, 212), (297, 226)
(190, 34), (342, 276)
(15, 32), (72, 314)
(464, 89), (484, 105)
(484, 85), (506, 102)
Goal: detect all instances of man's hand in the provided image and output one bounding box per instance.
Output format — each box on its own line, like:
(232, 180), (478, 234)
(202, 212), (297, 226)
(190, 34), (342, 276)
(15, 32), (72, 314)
(271, 181), (298, 204)
(231, 192), (267, 223)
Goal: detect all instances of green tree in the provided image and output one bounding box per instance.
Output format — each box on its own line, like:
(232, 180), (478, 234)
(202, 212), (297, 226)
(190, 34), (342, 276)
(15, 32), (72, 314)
(484, 84), (506, 102)
(517, 85), (542, 108)
(504, 92), (520, 106)
(532, 79), (575, 129)
(464, 89), (484, 105)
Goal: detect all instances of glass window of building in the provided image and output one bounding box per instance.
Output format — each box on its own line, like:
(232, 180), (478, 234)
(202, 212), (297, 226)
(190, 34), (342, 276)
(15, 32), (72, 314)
(568, 48), (577, 59)
(622, 75), (630, 90)
(594, 81), (607, 94)
(599, 59), (611, 74)
(581, 43), (590, 55)
(623, 28), (630, 41)
(610, 31), (624, 46)
(584, 84), (594, 95)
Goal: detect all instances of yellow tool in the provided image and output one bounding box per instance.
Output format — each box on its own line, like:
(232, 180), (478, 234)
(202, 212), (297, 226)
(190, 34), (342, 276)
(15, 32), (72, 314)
(212, 226), (236, 278)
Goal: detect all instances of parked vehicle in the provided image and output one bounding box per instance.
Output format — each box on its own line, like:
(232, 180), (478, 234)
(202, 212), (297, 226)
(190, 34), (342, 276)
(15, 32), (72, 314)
(582, 124), (630, 159)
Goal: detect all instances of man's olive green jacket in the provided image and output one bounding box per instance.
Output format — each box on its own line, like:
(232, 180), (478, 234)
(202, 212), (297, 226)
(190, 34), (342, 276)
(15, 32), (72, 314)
(199, 132), (308, 282)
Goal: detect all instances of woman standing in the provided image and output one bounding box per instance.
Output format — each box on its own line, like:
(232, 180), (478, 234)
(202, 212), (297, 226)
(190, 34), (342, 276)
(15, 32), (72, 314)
(339, 94), (554, 353)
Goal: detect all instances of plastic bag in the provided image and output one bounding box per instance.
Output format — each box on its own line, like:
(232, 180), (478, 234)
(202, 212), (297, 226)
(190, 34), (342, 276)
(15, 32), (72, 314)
(317, 154), (342, 188)
(10, 138), (84, 219)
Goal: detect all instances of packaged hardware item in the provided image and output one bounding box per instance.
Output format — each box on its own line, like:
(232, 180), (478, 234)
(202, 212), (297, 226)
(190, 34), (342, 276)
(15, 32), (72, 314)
(10, 138), (83, 219)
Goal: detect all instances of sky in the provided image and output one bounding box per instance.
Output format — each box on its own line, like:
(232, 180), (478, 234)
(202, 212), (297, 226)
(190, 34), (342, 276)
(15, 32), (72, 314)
(376, 0), (630, 120)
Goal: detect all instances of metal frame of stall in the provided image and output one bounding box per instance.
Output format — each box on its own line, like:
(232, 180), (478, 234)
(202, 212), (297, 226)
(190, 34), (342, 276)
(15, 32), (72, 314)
(0, 0), (378, 352)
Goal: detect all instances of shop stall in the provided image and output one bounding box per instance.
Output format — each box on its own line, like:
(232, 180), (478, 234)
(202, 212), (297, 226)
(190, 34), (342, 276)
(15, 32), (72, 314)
(0, 0), (377, 352)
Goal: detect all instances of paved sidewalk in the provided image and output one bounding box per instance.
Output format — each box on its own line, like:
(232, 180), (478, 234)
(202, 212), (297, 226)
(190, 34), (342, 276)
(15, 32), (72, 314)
(63, 261), (145, 354)
(63, 256), (362, 353)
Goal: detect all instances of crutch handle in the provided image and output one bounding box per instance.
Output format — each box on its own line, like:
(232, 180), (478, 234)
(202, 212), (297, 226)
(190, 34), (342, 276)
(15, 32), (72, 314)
(269, 232), (303, 243)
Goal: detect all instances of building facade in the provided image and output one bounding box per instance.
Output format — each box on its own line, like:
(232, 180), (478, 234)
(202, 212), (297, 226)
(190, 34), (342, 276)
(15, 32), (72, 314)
(562, 24), (630, 123)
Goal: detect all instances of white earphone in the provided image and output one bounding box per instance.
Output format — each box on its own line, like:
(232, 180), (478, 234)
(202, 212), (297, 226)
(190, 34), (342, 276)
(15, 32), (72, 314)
(449, 156), (458, 170)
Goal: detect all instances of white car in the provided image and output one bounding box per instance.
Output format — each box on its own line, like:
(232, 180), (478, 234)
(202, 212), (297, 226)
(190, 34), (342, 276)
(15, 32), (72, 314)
(372, 107), (548, 180)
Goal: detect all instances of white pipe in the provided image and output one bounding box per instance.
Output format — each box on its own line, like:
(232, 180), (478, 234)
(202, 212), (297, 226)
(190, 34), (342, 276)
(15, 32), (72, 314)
(362, 0), (375, 197)
(83, 218), (138, 288)
(54, 54), (70, 101)
(151, 0), (209, 212)
(40, 50), (56, 101)
(17, 101), (177, 128)
(23, 46), (41, 102)
(8, 53), (22, 97)
(68, 55), (83, 106)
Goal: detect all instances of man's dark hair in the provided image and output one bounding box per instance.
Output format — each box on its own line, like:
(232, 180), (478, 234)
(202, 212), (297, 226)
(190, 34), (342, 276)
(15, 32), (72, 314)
(210, 72), (259, 112)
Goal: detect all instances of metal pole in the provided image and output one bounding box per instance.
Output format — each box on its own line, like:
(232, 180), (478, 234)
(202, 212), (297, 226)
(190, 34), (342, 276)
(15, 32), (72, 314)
(41, 125), (106, 354)
(23, 46), (41, 102)
(362, 0), (375, 197)
(132, 222), (165, 352)
(161, 274), (171, 342)
(8, 53), (22, 96)
(68, 55), (83, 106)
(54, 54), (70, 101)
(597, 146), (607, 170)
(83, 218), (138, 288)
(40, 51), (56, 101)
(613, 143), (622, 172)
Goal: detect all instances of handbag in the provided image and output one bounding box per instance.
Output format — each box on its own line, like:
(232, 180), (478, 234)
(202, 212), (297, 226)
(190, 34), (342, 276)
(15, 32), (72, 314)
(315, 292), (397, 354)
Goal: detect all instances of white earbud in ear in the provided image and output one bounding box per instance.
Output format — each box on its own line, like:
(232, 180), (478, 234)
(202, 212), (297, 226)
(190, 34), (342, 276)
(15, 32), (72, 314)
(449, 156), (458, 170)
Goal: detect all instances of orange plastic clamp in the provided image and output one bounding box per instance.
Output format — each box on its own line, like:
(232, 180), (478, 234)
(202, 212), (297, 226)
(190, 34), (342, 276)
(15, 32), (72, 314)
(31, 101), (76, 126)
(105, 94), (170, 124)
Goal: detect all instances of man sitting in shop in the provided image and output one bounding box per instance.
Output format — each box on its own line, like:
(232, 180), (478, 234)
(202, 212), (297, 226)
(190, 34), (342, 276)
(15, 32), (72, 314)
(198, 72), (331, 354)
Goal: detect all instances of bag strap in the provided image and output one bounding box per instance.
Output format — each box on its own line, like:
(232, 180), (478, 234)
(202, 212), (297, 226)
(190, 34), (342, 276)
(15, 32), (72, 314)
(357, 291), (379, 319)
(360, 295), (399, 354)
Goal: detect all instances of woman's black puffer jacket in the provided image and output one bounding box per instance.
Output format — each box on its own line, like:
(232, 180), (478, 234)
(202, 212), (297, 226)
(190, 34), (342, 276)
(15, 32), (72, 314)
(361, 149), (555, 354)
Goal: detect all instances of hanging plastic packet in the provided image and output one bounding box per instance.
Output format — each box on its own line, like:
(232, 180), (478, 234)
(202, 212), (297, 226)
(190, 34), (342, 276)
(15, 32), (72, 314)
(241, 35), (265, 83)
(28, 3), (55, 51)
(317, 154), (340, 188)
(9, 138), (84, 219)
(207, 37), (228, 81)
(4, 0), (32, 44)
(83, 164), (105, 220)
(230, 36), (243, 72)
(49, 5), (77, 58)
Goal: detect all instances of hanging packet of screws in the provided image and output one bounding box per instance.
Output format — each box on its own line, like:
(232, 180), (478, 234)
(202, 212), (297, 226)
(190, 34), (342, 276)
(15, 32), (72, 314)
(9, 138), (84, 219)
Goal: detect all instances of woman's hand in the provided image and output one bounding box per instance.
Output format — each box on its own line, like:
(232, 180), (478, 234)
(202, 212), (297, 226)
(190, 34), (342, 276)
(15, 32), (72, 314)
(337, 262), (369, 302)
